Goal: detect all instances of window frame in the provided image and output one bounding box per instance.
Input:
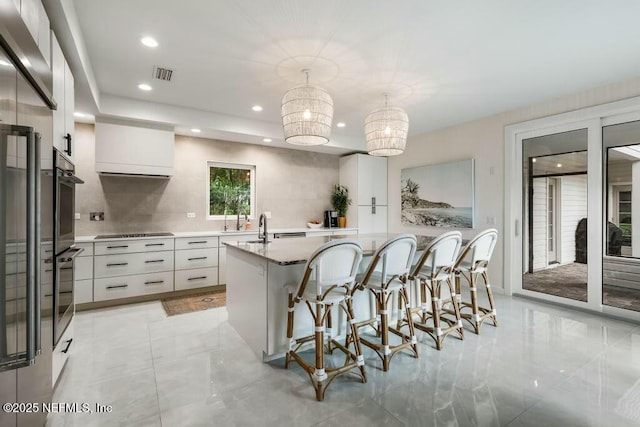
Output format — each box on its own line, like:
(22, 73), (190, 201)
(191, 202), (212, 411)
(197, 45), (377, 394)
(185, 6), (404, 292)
(206, 161), (256, 221)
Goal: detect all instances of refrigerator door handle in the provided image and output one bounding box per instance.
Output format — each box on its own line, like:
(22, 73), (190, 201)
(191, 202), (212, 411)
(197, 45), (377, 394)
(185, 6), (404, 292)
(25, 129), (39, 363)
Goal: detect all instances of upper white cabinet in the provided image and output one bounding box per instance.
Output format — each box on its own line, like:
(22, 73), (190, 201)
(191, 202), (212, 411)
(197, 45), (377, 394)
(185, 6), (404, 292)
(95, 122), (175, 177)
(51, 32), (74, 160)
(19, 0), (51, 66)
(341, 154), (387, 206)
(339, 153), (388, 233)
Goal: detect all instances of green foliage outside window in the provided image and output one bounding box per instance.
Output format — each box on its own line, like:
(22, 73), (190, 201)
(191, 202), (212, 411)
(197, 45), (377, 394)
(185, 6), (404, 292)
(209, 165), (252, 216)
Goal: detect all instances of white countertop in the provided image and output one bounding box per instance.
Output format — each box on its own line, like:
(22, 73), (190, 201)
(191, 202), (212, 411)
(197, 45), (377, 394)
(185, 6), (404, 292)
(224, 233), (443, 265)
(75, 227), (357, 243)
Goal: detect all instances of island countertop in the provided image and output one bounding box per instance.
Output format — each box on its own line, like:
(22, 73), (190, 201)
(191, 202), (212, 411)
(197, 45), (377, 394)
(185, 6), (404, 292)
(223, 233), (461, 265)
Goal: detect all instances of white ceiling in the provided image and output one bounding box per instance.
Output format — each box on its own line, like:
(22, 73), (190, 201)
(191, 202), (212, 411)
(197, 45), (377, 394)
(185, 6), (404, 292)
(67, 0), (640, 153)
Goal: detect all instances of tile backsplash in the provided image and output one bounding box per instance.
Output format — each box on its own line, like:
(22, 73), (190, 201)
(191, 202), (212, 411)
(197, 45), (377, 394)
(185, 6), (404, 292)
(74, 123), (340, 236)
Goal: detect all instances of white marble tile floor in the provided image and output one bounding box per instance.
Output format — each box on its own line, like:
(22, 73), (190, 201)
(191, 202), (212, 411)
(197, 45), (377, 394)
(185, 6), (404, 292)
(46, 294), (640, 426)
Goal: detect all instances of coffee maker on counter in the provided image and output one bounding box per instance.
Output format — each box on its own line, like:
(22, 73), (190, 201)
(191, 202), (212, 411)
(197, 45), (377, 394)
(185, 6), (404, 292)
(324, 210), (338, 228)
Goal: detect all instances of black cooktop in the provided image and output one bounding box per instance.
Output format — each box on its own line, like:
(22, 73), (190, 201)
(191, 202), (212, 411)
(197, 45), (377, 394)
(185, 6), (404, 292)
(94, 232), (174, 239)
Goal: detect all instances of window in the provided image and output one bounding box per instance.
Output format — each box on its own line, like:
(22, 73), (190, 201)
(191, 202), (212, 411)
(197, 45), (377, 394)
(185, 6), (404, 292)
(614, 186), (632, 248)
(207, 162), (255, 220)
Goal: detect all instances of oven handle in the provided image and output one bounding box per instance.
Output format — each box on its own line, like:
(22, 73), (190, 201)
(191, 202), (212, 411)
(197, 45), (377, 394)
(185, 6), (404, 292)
(59, 172), (84, 184)
(56, 247), (84, 263)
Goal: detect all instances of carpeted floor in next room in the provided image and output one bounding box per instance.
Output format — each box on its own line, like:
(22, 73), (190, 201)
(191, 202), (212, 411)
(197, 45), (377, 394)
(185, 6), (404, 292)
(523, 262), (640, 312)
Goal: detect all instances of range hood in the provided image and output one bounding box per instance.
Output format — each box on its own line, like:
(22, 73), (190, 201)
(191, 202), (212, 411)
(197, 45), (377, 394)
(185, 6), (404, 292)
(95, 121), (174, 177)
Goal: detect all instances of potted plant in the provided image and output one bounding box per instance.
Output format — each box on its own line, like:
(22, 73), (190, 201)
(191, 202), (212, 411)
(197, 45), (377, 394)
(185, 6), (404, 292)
(332, 184), (351, 228)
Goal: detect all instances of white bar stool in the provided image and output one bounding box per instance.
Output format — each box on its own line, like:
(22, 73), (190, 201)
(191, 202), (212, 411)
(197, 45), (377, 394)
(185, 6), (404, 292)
(401, 231), (464, 350)
(452, 228), (499, 334)
(284, 239), (366, 401)
(351, 234), (418, 371)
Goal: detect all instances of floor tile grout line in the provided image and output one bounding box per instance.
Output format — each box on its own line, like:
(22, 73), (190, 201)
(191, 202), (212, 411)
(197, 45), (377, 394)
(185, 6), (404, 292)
(146, 304), (164, 427)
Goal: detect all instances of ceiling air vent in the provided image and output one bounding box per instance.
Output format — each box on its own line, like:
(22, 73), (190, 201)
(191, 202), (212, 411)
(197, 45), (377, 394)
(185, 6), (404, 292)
(153, 66), (173, 81)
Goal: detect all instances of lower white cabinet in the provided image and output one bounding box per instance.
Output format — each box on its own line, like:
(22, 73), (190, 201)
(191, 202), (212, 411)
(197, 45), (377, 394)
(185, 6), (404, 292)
(174, 240), (219, 290)
(52, 318), (73, 386)
(74, 251), (93, 304)
(94, 271), (174, 301)
(175, 267), (219, 291)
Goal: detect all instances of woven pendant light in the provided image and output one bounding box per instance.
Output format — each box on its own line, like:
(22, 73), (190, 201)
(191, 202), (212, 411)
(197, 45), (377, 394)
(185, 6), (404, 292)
(364, 94), (409, 156)
(281, 70), (333, 146)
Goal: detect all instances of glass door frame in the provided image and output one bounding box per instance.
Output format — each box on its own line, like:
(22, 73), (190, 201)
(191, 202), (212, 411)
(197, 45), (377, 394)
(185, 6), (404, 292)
(505, 95), (640, 322)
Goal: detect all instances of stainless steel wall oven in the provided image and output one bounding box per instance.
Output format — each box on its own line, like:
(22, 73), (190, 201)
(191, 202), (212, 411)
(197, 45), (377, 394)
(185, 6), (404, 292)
(52, 149), (83, 344)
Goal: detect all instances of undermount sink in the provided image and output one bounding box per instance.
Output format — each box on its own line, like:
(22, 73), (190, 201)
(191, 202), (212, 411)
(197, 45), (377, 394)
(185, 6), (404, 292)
(246, 240), (271, 244)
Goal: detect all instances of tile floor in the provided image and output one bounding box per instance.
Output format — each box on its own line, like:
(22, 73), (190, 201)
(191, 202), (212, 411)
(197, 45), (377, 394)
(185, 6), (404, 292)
(46, 294), (640, 427)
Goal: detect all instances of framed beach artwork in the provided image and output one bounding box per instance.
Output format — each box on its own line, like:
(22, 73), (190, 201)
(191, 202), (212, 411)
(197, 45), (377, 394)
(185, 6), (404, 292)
(401, 159), (475, 228)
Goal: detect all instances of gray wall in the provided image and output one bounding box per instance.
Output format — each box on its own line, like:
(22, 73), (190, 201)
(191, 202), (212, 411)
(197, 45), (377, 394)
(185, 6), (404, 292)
(74, 123), (340, 236)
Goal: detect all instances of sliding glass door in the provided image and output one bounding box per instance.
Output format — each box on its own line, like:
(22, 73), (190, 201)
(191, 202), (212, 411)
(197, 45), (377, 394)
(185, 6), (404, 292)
(521, 129), (589, 302)
(603, 120), (640, 312)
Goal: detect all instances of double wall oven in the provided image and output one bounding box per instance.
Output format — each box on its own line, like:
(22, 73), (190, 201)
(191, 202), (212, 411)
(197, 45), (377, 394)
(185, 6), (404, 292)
(52, 149), (83, 345)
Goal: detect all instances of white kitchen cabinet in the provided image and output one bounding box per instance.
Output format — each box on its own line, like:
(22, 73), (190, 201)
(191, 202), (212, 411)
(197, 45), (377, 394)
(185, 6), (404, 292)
(74, 242), (93, 304)
(51, 32), (74, 160)
(175, 267), (218, 291)
(20, 0), (39, 45)
(94, 238), (174, 255)
(339, 153), (388, 233)
(174, 236), (219, 290)
(92, 238), (175, 301)
(36, 1), (50, 66)
(356, 205), (388, 234)
(94, 271), (174, 302)
(52, 317), (73, 386)
(95, 122), (175, 177)
(219, 234), (259, 285)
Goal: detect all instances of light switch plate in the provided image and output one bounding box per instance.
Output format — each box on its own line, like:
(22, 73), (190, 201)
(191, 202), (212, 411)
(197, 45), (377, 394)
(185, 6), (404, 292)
(74, 212), (80, 220)
(187, 212), (196, 218)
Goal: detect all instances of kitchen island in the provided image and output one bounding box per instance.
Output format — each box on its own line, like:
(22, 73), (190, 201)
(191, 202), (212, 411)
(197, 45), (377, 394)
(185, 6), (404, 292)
(224, 233), (442, 361)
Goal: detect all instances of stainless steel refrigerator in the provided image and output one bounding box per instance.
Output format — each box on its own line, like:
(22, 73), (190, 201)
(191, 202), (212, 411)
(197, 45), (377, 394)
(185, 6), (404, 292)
(0, 43), (54, 426)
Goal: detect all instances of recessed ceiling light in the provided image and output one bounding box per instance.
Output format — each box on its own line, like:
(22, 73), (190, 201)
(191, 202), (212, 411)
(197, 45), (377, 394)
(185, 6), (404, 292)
(336, 122), (346, 128)
(0, 59), (11, 67)
(191, 128), (201, 133)
(532, 158), (536, 163)
(252, 105), (263, 112)
(73, 112), (88, 118)
(556, 163), (562, 168)
(138, 83), (152, 91)
(141, 36), (158, 48)
(263, 138), (272, 143)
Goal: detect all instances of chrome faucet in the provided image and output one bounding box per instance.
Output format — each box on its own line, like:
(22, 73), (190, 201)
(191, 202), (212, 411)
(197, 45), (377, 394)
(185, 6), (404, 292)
(236, 211), (248, 231)
(258, 213), (268, 244)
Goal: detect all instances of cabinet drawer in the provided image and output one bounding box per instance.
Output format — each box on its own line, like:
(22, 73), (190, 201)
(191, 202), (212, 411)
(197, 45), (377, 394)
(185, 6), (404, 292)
(74, 242), (94, 257)
(52, 318), (74, 386)
(175, 236), (218, 250)
(75, 256), (93, 281)
(75, 278), (93, 304)
(94, 238), (174, 255)
(94, 271), (174, 301)
(94, 251), (174, 278)
(175, 267), (218, 291)
(175, 248), (218, 270)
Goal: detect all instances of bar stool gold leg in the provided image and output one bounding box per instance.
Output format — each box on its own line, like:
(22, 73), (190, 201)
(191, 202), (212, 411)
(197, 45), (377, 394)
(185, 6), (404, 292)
(446, 278), (465, 340)
(483, 271), (498, 327)
(399, 285), (418, 357)
(285, 291), (295, 369)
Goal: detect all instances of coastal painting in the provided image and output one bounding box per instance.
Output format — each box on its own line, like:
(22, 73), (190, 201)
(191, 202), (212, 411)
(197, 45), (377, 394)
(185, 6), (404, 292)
(401, 159), (474, 228)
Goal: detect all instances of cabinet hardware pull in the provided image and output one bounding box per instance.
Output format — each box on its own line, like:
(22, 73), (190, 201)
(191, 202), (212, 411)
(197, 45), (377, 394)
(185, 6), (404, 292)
(372, 205), (376, 214)
(106, 262), (128, 267)
(45, 269), (52, 273)
(145, 259), (165, 263)
(60, 266), (73, 270)
(59, 291), (73, 294)
(106, 245), (128, 249)
(44, 293), (52, 297)
(188, 257), (207, 261)
(372, 196), (376, 206)
(188, 241), (207, 244)
(144, 280), (164, 285)
(61, 338), (73, 354)
(145, 243), (165, 247)
(106, 284), (128, 289)
(187, 276), (207, 281)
